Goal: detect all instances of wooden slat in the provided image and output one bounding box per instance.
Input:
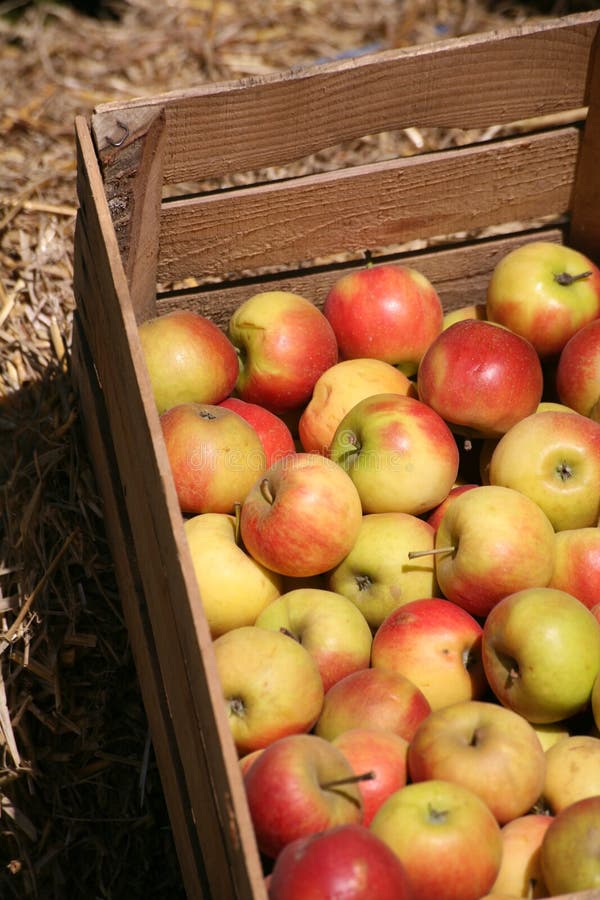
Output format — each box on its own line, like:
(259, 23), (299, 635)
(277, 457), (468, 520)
(570, 26), (600, 261)
(156, 227), (567, 329)
(73, 116), (267, 900)
(91, 11), (599, 183)
(157, 127), (579, 284)
(70, 318), (206, 899)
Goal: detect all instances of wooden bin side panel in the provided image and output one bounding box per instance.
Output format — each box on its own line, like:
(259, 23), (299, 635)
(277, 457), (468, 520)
(91, 11), (600, 184)
(72, 117), (266, 900)
(157, 127), (579, 285)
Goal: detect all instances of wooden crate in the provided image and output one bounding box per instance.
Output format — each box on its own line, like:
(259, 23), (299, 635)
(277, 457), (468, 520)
(71, 10), (600, 900)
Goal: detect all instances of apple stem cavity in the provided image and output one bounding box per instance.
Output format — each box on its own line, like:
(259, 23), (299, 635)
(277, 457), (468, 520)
(259, 478), (275, 505)
(408, 546), (455, 560)
(554, 270), (592, 286)
(320, 771), (376, 790)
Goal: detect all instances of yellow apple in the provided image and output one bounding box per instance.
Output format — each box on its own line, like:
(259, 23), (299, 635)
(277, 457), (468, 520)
(298, 357), (415, 455)
(542, 734), (600, 813)
(442, 302), (487, 330)
(184, 513), (282, 638)
(327, 512), (437, 629)
(489, 813), (553, 898)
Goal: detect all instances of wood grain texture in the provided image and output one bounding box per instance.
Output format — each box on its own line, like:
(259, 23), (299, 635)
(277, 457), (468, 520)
(70, 318), (207, 900)
(157, 128), (579, 284)
(73, 116), (266, 900)
(91, 11), (600, 183)
(570, 26), (600, 260)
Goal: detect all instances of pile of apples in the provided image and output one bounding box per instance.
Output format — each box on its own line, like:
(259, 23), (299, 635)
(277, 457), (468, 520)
(139, 240), (600, 900)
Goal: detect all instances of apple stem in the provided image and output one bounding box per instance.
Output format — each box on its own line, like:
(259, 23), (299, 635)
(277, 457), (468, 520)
(554, 270), (592, 286)
(321, 771), (375, 790)
(259, 478), (275, 505)
(408, 546), (455, 560)
(364, 249), (374, 268)
(233, 502), (242, 545)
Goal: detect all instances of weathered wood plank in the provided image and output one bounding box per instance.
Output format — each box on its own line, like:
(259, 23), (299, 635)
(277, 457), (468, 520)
(157, 128), (579, 284)
(73, 115), (266, 900)
(570, 26), (600, 260)
(91, 11), (599, 183)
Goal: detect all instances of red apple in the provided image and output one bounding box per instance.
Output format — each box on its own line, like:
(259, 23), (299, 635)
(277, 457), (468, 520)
(228, 291), (338, 414)
(417, 319), (544, 438)
(314, 667), (431, 743)
(160, 402), (266, 514)
(322, 262), (443, 376)
(240, 452), (363, 578)
(267, 823), (414, 899)
(556, 317), (600, 420)
(429, 485), (556, 619)
(219, 396), (296, 467)
(243, 733), (364, 858)
(332, 728), (409, 827)
(370, 779), (503, 900)
(486, 240), (600, 358)
(138, 309), (239, 413)
(371, 598), (487, 711)
(547, 527), (600, 610)
(213, 626), (324, 755)
(329, 393), (460, 515)
(407, 700), (547, 824)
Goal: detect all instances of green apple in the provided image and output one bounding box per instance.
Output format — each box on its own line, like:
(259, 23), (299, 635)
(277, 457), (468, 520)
(486, 240), (600, 357)
(327, 512), (437, 629)
(429, 485), (555, 618)
(184, 512), (282, 638)
(531, 722), (570, 752)
(254, 588), (372, 693)
(213, 626), (324, 756)
(407, 700), (546, 824)
(370, 779), (503, 900)
(489, 410), (600, 530)
(540, 795), (600, 893)
(482, 587), (600, 724)
(298, 357), (414, 455)
(542, 734), (600, 813)
(329, 392), (459, 515)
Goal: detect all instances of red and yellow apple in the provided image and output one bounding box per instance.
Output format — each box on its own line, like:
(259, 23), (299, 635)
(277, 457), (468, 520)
(370, 779), (503, 900)
(547, 527), (600, 610)
(138, 309), (239, 413)
(160, 402), (266, 514)
(486, 240), (600, 358)
(254, 588), (372, 693)
(240, 452), (363, 578)
(329, 393), (459, 515)
(540, 795), (600, 894)
(417, 318), (543, 438)
(298, 357), (415, 455)
(489, 814), (553, 899)
(556, 316), (600, 420)
(371, 597), (487, 710)
(407, 700), (546, 824)
(228, 290), (338, 414)
(323, 262), (443, 376)
(219, 396), (296, 466)
(314, 667), (431, 743)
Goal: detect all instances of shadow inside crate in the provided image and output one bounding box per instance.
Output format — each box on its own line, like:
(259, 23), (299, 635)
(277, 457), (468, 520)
(0, 361), (185, 899)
